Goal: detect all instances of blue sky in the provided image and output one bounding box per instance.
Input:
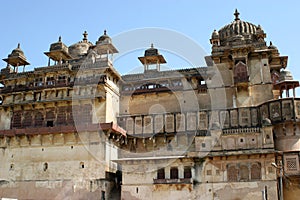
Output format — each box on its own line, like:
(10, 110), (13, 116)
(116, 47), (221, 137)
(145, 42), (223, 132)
(1, 1), (300, 79)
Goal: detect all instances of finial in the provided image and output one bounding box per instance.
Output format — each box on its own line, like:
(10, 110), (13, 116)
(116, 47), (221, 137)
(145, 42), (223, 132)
(151, 43), (154, 48)
(234, 9), (240, 21)
(17, 43), (20, 49)
(83, 31), (88, 42)
(58, 36), (62, 42)
(104, 30), (107, 35)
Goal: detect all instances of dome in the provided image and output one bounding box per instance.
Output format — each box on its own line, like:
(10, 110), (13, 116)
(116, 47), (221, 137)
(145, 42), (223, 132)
(9, 43), (25, 58)
(96, 30), (112, 45)
(3, 43), (30, 67)
(268, 41), (278, 50)
(144, 43), (159, 56)
(211, 30), (219, 39)
(49, 36), (68, 52)
(217, 9), (260, 45)
(279, 70), (293, 81)
(69, 31), (93, 58)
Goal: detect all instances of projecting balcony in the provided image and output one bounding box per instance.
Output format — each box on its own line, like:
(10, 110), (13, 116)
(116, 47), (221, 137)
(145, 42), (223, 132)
(153, 178), (193, 184)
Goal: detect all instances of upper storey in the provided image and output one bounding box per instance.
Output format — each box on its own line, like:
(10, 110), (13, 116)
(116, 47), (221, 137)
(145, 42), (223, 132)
(0, 31), (120, 86)
(209, 9), (287, 72)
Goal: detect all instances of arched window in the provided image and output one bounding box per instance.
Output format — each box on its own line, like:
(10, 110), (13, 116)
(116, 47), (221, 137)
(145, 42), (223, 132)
(239, 165), (249, 181)
(251, 163), (261, 180)
(227, 165), (238, 182)
(46, 111), (55, 127)
(12, 112), (22, 128)
(234, 61), (248, 83)
(35, 111), (44, 126)
(23, 112), (32, 127)
(57, 107), (67, 125)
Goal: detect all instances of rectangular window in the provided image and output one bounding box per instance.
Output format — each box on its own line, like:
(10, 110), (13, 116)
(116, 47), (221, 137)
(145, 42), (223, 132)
(170, 167), (178, 179)
(184, 167), (192, 178)
(46, 77), (55, 85)
(198, 112), (207, 130)
(157, 168), (165, 179)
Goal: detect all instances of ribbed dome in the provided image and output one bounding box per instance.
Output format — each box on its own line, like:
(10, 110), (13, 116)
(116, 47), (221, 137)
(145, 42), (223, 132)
(216, 9), (261, 45)
(219, 20), (257, 40)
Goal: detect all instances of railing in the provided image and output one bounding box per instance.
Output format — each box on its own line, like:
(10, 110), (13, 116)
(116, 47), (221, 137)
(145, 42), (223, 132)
(223, 127), (260, 135)
(153, 178), (192, 184)
(0, 123), (99, 136)
(0, 76), (106, 94)
(118, 98), (300, 136)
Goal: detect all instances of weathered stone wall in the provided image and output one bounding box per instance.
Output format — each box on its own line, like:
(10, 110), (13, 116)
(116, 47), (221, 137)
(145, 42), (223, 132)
(0, 132), (118, 199)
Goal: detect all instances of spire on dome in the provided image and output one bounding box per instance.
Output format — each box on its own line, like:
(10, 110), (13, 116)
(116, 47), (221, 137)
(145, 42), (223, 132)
(234, 9), (240, 21)
(83, 31), (88, 42)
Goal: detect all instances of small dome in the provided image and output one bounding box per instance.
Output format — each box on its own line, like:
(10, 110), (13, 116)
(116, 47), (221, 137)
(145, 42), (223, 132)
(3, 43), (30, 67)
(279, 70), (293, 81)
(49, 36), (68, 52)
(69, 31), (93, 58)
(262, 118), (272, 126)
(97, 30), (112, 45)
(268, 41), (277, 50)
(9, 43), (25, 58)
(211, 30), (219, 39)
(144, 43), (159, 56)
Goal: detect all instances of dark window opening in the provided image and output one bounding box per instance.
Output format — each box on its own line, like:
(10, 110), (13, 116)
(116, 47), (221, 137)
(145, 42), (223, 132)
(170, 167), (178, 179)
(157, 168), (165, 179)
(184, 167), (192, 178)
(101, 191), (105, 200)
(46, 77), (55, 85)
(43, 163), (48, 171)
(47, 121), (54, 127)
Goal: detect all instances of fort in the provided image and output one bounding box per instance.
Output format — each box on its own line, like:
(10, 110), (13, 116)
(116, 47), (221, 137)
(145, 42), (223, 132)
(0, 10), (299, 200)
